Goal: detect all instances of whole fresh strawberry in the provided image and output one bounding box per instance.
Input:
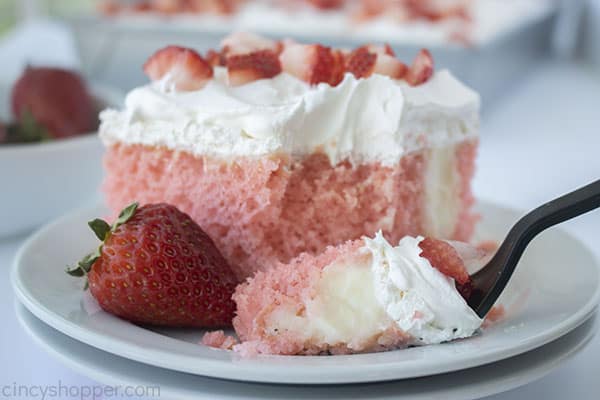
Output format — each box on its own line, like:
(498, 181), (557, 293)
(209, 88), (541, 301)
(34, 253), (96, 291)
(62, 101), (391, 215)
(11, 66), (96, 139)
(67, 203), (238, 327)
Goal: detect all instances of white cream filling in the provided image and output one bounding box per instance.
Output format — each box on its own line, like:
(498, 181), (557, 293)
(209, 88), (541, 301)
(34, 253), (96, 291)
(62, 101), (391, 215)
(266, 257), (392, 349)
(99, 69), (479, 166)
(423, 145), (462, 239)
(266, 234), (482, 348)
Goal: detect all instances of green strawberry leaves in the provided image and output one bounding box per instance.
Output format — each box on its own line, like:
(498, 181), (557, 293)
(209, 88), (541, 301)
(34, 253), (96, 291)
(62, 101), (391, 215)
(66, 202), (139, 289)
(88, 219), (111, 241)
(1, 110), (51, 144)
(115, 202), (139, 229)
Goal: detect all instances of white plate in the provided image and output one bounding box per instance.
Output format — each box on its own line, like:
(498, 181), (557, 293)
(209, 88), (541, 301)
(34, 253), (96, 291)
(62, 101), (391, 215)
(11, 200), (600, 384)
(15, 301), (598, 400)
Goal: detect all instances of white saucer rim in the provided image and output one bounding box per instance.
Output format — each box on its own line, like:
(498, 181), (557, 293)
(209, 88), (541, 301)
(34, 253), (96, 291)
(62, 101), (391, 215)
(14, 300), (598, 400)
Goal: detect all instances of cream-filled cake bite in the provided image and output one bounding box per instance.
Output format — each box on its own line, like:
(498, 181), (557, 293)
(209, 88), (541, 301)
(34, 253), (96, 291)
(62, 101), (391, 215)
(230, 232), (484, 355)
(99, 32), (480, 280)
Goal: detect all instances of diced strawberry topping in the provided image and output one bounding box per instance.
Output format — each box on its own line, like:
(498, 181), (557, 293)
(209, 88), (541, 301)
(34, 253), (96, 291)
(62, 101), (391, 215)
(405, 48), (434, 86)
(280, 43), (345, 86)
(346, 45), (407, 79)
(142, 34), (434, 89)
(418, 237), (470, 285)
(404, 0), (471, 22)
(345, 47), (377, 78)
(150, 0), (181, 14)
(226, 50), (282, 86)
(187, 0), (242, 15)
(375, 54), (408, 79)
(355, 0), (387, 20)
(306, 0), (344, 10)
(131, 0), (153, 12)
(221, 32), (281, 57)
(456, 280), (473, 300)
(143, 46), (213, 90)
(365, 43), (396, 57)
(205, 49), (226, 67)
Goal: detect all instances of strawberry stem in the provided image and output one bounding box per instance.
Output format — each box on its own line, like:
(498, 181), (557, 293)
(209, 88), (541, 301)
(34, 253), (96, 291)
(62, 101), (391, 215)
(66, 202), (139, 289)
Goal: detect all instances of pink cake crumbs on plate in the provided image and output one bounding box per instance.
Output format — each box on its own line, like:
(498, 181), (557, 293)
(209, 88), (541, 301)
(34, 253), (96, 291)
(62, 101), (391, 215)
(201, 330), (238, 350)
(231, 234), (484, 356)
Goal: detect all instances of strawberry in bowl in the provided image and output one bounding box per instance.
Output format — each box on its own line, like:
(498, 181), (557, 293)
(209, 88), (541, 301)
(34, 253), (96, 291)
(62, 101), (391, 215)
(0, 66), (122, 237)
(2, 67), (97, 144)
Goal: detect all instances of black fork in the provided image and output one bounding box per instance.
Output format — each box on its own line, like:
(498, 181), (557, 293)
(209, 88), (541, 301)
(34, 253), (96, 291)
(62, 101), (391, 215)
(468, 179), (600, 318)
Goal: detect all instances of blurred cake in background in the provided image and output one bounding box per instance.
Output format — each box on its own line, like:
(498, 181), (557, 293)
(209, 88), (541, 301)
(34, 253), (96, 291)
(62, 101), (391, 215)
(99, 33), (480, 280)
(96, 0), (553, 46)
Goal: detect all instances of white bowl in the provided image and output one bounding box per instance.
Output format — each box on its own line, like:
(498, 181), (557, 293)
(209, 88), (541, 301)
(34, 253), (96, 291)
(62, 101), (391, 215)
(0, 83), (123, 238)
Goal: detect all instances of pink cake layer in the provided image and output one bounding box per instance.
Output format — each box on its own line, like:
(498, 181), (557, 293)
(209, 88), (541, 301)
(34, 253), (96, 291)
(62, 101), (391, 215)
(232, 239), (411, 356)
(103, 140), (477, 280)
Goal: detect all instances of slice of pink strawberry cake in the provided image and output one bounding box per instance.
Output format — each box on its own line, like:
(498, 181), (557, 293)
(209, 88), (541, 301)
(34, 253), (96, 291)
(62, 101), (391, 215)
(228, 232), (484, 355)
(99, 32), (480, 280)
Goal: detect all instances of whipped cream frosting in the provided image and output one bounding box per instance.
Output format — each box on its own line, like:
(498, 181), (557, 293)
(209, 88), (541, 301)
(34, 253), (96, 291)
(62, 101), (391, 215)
(365, 232), (482, 344)
(100, 68), (479, 166)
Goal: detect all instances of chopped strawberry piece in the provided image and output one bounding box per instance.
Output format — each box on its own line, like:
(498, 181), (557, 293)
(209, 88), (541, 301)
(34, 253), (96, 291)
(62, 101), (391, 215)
(418, 237), (470, 285)
(226, 50), (282, 86)
(477, 240), (498, 253)
(404, 0), (471, 22)
(149, 0), (182, 14)
(345, 47), (377, 78)
(143, 46), (213, 91)
(206, 49), (226, 67)
(365, 43), (396, 57)
(346, 45), (407, 79)
(307, 0), (344, 10)
(405, 48), (434, 86)
(221, 32), (281, 57)
(374, 54), (408, 79)
(280, 43), (345, 86)
(188, 0), (241, 15)
(456, 280), (473, 300)
(355, 0), (387, 19)
(131, 0), (153, 12)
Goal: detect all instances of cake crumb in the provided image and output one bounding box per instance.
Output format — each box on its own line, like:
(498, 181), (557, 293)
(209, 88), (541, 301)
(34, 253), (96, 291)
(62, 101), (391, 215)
(201, 330), (238, 350)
